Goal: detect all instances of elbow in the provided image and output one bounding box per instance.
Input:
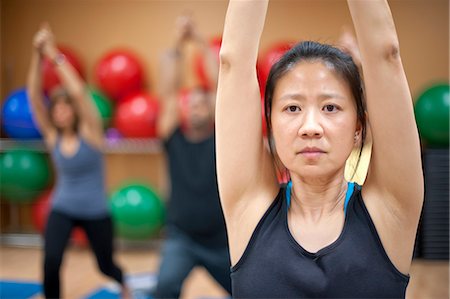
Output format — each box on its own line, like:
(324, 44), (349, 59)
(71, 86), (88, 102)
(219, 46), (258, 75)
(219, 46), (249, 69)
(219, 48), (233, 71)
(379, 39), (401, 63)
(26, 86), (39, 102)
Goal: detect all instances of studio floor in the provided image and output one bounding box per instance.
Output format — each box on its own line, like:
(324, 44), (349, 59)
(0, 245), (448, 299)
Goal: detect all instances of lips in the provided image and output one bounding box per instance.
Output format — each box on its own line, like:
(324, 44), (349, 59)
(298, 147), (326, 158)
(299, 147), (325, 153)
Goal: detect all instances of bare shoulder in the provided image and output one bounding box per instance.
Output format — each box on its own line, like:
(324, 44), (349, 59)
(79, 124), (104, 150)
(43, 128), (58, 150)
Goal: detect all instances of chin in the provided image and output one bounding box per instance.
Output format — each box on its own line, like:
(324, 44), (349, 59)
(54, 123), (65, 130)
(291, 165), (335, 180)
(56, 122), (75, 131)
(191, 120), (210, 130)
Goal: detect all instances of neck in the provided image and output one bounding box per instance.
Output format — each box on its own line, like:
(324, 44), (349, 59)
(184, 125), (213, 142)
(60, 128), (77, 139)
(289, 172), (348, 221)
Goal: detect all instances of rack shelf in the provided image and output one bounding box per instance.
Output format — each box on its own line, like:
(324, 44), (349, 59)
(0, 138), (163, 154)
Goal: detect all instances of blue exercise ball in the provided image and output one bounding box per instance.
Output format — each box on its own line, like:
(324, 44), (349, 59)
(1, 88), (42, 139)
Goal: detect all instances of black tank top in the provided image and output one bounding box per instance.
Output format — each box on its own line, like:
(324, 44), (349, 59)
(164, 128), (227, 248)
(231, 183), (409, 298)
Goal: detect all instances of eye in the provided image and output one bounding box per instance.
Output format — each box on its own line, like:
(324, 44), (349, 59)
(323, 104), (338, 112)
(286, 105), (300, 113)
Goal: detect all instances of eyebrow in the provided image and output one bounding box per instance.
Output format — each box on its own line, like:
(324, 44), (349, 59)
(277, 92), (348, 102)
(318, 93), (348, 101)
(277, 93), (305, 102)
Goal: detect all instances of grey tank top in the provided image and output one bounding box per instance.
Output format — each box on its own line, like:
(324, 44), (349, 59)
(51, 137), (108, 218)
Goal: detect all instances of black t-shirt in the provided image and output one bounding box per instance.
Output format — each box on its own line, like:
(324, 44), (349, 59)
(164, 128), (228, 248)
(231, 185), (410, 298)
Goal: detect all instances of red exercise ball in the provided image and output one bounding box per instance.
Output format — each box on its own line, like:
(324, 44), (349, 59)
(113, 91), (159, 138)
(194, 37), (222, 90)
(31, 190), (88, 247)
(257, 42), (294, 96)
(94, 49), (145, 101)
(32, 190), (53, 232)
(71, 229), (88, 247)
(42, 46), (85, 94)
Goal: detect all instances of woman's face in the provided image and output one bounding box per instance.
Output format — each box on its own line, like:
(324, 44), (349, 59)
(271, 61), (360, 180)
(51, 96), (76, 130)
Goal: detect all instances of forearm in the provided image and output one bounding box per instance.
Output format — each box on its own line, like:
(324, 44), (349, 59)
(27, 51), (43, 102)
(27, 49), (55, 135)
(197, 36), (219, 90)
(220, 0), (269, 67)
(45, 47), (86, 100)
(156, 49), (182, 138)
(159, 49), (181, 98)
(347, 0), (399, 59)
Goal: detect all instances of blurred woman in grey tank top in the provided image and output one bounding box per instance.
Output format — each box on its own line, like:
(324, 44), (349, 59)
(27, 23), (130, 299)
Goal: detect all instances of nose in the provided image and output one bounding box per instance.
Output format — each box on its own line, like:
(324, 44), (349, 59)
(298, 110), (323, 138)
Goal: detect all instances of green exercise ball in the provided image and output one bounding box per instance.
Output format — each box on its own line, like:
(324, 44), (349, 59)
(414, 83), (449, 147)
(0, 149), (51, 203)
(110, 183), (165, 240)
(89, 89), (113, 128)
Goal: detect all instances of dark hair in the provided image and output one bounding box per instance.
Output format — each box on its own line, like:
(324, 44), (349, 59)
(48, 87), (79, 133)
(264, 40), (366, 181)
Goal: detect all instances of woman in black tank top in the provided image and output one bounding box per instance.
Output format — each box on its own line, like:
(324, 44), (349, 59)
(216, 0), (423, 298)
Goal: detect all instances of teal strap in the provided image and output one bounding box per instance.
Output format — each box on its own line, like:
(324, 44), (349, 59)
(286, 181), (293, 208)
(344, 182), (355, 214)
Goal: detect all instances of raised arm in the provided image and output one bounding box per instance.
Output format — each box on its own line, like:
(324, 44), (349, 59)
(40, 24), (103, 146)
(158, 15), (220, 139)
(217, 0), (278, 205)
(348, 1), (423, 210)
(216, 0), (278, 264)
(337, 27), (362, 69)
(156, 16), (191, 140)
(190, 19), (219, 93)
(27, 29), (57, 146)
(193, 25), (219, 114)
(348, 0), (423, 273)
(157, 48), (182, 140)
